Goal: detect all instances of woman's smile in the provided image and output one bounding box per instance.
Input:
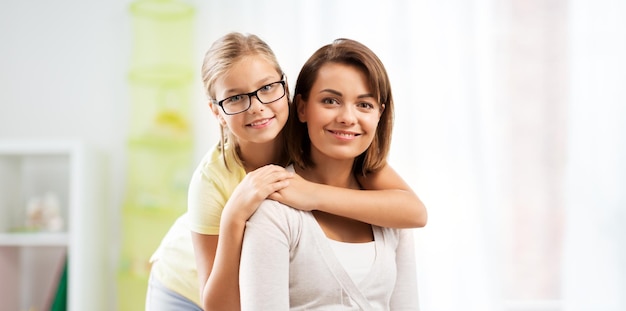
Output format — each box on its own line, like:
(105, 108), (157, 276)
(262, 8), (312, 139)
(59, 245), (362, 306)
(327, 129), (361, 141)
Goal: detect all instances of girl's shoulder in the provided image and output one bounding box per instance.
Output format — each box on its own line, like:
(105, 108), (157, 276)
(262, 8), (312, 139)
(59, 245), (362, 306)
(194, 143), (246, 185)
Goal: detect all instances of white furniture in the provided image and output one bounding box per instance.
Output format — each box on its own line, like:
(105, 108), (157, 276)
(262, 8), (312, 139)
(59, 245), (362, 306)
(0, 140), (109, 311)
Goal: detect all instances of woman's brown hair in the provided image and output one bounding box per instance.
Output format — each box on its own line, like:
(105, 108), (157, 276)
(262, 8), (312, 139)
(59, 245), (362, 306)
(286, 38), (394, 176)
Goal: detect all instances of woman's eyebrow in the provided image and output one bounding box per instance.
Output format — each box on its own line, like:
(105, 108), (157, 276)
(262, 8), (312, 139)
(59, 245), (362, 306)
(319, 89), (374, 99)
(319, 89), (342, 96)
(357, 93), (375, 99)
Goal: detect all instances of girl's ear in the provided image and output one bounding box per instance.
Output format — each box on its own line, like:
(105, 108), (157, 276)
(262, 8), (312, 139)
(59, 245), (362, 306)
(295, 94), (307, 123)
(209, 100), (227, 127)
(284, 76), (289, 94)
(208, 100), (218, 115)
(379, 103), (386, 117)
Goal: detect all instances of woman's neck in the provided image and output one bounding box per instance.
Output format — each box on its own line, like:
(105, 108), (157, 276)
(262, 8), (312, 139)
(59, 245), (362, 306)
(300, 153), (372, 243)
(296, 158), (359, 189)
(238, 139), (282, 172)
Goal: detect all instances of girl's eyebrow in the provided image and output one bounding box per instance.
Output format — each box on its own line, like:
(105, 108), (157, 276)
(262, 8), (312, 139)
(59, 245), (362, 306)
(319, 89), (375, 99)
(224, 75), (280, 95)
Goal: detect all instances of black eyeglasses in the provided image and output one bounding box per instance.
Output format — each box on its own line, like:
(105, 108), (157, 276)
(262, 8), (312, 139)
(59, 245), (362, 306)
(214, 79), (286, 115)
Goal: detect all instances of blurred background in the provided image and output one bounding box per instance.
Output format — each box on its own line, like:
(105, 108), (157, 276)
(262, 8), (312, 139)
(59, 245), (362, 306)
(0, 0), (624, 310)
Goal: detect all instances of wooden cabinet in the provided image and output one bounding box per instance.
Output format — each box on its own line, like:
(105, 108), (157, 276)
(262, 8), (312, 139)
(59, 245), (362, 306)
(0, 140), (109, 311)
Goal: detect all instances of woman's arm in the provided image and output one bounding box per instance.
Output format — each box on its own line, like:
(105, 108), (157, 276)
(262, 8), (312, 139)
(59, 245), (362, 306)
(192, 165), (293, 311)
(239, 201), (291, 310)
(390, 229), (420, 310)
(270, 163), (427, 228)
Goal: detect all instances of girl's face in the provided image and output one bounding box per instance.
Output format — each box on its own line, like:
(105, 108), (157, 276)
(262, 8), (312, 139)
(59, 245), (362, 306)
(297, 62), (383, 164)
(211, 55), (289, 145)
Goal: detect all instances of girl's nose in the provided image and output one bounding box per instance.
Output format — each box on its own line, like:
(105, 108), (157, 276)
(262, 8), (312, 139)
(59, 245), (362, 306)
(247, 95), (265, 114)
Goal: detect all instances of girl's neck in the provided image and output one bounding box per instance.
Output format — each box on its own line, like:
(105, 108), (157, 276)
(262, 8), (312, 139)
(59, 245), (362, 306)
(238, 138), (282, 172)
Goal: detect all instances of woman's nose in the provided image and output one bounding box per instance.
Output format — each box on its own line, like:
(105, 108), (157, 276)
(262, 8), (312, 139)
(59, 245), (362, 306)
(337, 105), (357, 124)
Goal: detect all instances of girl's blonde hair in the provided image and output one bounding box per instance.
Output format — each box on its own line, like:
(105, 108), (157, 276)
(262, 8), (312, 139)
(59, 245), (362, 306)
(201, 32), (287, 168)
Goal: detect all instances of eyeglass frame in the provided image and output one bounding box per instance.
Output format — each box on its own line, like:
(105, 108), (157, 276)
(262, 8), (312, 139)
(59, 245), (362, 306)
(212, 78), (287, 115)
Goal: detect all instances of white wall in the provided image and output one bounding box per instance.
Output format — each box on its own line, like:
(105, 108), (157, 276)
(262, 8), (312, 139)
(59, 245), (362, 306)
(3, 1), (625, 310)
(0, 0), (128, 151)
(0, 2), (135, 306)
(0, 0), (213, 249)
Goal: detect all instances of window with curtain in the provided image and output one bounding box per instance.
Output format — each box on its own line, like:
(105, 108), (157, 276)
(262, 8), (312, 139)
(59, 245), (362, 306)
(193, 0), (626, 310)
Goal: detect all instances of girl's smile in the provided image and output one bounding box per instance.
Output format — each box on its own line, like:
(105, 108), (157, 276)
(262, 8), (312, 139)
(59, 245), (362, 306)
(247, 116), (275, 128)
(211, 55), (289, 145)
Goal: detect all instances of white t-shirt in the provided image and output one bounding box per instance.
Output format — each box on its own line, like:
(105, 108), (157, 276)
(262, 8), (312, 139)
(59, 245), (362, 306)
(239, 178), (420, 310)
(328, 239), (376, 284)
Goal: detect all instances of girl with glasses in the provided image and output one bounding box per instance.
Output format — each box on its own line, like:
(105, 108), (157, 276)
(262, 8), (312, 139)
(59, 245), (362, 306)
(146, 32), (426, 311)
(239, 38), (419, 310)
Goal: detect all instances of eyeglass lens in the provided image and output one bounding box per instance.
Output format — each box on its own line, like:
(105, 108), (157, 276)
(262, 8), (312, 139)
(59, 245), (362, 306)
(221, 81), (285, 115)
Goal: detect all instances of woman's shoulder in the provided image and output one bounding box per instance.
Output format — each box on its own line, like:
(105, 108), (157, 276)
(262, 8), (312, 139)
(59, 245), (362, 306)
(245, 200), (308, 247)
(377, 226), (411, 242)
(249, 199), (308, 229)
(255, 199), (305, 217)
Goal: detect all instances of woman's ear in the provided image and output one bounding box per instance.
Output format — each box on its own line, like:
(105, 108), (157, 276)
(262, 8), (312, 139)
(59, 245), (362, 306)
(295, 94), (307, 123)
(379, 103), (386, 118)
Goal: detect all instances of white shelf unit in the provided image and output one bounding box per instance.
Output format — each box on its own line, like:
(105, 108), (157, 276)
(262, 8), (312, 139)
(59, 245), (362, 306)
(0, 140), (109, 311)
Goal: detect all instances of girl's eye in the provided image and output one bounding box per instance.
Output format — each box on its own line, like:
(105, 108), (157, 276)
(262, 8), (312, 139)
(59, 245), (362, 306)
(259, 84), (274, 93)
(225, 94), (244, 104)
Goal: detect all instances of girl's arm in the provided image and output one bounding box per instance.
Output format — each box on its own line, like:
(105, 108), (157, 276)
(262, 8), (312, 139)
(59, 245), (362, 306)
(270, 163), (426, 228)
(192, 165), (292, 311)
(192, 221), (243, 311)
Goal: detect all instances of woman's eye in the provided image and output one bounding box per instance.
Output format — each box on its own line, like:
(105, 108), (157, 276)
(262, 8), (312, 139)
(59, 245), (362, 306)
(322, 98), (338, 105)
(357, 102), (375, 109)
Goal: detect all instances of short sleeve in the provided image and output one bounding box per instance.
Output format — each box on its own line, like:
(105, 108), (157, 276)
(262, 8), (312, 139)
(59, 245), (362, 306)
(187, 145), (246, 235)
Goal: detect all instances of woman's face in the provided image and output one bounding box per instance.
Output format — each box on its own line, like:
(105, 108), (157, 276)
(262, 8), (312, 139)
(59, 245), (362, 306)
(297, 62), (383, 164)
(211, 55), (288, 145)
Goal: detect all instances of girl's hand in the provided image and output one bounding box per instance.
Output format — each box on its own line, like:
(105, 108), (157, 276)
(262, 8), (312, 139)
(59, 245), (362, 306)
(221, 164), (293, 224)
(269, 173), (317, 211)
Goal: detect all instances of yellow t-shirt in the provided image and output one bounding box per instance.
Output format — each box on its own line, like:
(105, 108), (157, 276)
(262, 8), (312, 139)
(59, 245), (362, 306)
(149, 143), (246, 306)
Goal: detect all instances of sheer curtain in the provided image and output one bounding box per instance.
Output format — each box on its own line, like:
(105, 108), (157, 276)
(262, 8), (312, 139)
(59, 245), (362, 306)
(191, 0), (626, 310)
(562, 0), (626, 310)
